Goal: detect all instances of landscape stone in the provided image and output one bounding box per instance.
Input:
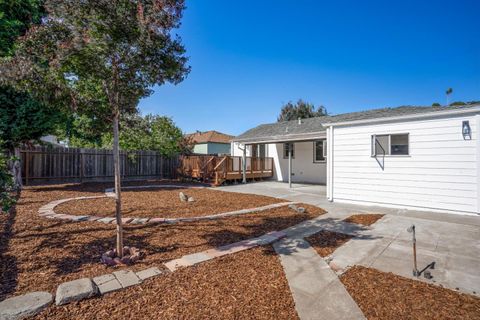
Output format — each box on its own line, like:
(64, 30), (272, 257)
(55, 278), (97, 305)
(179, 192), (188, 202)
(187, 196), (195, 202)
(0, 292), (52, 320)
(135, 267), (163, 280)
(92, 274), (122, 295)
(113, 270), (142, 288)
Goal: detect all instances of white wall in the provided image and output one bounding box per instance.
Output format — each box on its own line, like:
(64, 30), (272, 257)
(331, 113), (479, 214)
(231, 141), (326, 184)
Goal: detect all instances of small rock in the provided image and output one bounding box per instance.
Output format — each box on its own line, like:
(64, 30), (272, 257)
(288, 204), (306, 213)
(179, 192), (188, 202)
(187, 196), (195, 203)
(0, 292), (52, 320)
(55, 278), (97, 306)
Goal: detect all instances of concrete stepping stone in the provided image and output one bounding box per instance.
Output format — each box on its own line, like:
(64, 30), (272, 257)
(55, 278), (97, 306)
(0, 292), (52, 320)
(97, 217), (115, 224)
(273, 237), (365, 320)
(93, 274), (122, 295)
(135, 267), (164, 281)
(113, 270), (142, 288)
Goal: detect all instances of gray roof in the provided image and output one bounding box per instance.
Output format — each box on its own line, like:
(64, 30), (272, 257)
(234, 104), (480, 143)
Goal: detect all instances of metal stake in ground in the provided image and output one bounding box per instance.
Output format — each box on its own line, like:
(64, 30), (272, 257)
(407, 224), (420, 277)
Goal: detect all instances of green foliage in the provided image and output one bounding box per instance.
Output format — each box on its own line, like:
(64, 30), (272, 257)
(1, 0), (190, 121)
(431, 103), (441, 107)
(278, 99), (328, 122)
(96, 114), (187, 156)
(0, 0), (44, 57)
(0, 140), (16, 212)
(0, 85), (62, 149)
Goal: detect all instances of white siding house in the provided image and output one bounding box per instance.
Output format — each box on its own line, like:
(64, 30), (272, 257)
(329, 113), (478, 214)
(232, 104), (480, 215)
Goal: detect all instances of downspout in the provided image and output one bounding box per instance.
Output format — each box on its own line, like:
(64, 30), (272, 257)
(327, 126), (334, 202)
(288, 144), (292, 188)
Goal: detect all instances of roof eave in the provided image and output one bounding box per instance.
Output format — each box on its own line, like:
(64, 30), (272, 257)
(232, 131), (326, 144)
(324, 106), (480, 127)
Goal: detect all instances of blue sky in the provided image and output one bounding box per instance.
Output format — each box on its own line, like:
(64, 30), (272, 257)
(139, 0), (480, 135)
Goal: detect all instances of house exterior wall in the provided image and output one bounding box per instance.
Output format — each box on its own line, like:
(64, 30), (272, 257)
(231, 141), (326, 184)
(194, 142), (230, 155)
(207, 142), (231, 155)
(192, 143), (208, 154)
(331, 113), (479, 214)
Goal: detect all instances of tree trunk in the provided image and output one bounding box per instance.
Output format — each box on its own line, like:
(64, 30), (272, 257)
(112, 112), (124, 258)
(8, 147), (22, 189)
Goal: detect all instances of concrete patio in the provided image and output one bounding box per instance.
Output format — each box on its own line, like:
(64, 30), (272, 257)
(216, 181), (480, 296)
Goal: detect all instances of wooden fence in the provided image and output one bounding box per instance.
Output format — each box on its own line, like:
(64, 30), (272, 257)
(20, 146), (178, 185)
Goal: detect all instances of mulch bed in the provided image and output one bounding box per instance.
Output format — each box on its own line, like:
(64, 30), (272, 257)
(343, 214), (384, 226)
(341, 266), (480, 320)
(0, 181), (324, 300)
(56, 187), (284, 218)
(305, 230), (353, 257)
(35, 246), (299, 320)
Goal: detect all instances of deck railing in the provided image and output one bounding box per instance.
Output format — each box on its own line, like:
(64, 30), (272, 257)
(179, 155), (274, 185)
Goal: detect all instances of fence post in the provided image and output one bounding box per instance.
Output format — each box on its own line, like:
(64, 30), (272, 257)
(80, 150), (84, 183)
(25, 150), (29, 186)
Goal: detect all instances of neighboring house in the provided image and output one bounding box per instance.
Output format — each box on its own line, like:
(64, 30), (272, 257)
(232, 104), (480, 215)
(186, 130), (234, 155)
(40, 135), (68, 147)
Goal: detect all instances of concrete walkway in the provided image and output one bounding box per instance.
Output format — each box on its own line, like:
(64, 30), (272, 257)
(217, 181), (480, 296)
(274, 237), (365, 320)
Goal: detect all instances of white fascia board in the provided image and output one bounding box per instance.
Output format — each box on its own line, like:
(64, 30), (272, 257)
(231, 131), (327, 144)
(324, 106), (480, 128)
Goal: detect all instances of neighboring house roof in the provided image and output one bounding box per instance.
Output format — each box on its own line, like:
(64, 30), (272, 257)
(234, 104), (480, 143)
(186, 130), (234, 144)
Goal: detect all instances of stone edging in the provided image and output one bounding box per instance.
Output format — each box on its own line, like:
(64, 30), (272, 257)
(0, 230), (286, 319)
(37, 184), (296, 225)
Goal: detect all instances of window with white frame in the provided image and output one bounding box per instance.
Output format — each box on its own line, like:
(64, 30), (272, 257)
(283, 143), (294, 159)
(371, 133), (409, 156)
(314, 140), (327, 162)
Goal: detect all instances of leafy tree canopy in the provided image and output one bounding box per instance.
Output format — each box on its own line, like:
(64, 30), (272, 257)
(65, 113), (191, 156)
(277, 99), (327, 122)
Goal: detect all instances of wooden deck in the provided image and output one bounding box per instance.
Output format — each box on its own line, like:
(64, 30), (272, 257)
(179, 155), (274, 185)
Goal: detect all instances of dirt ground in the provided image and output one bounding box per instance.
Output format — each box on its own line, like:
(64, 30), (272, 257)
(341, 266), (480, 320)
(56, 187), (284, 218)
(35, 245), (299, 320)
(305, 230), (353, 257)
(344, 214), (385, 226)
(0, 181), (324, 300)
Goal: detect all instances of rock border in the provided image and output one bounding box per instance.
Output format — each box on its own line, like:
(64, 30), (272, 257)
(0, 230), (286, 318)
(38, 184), (296, 225)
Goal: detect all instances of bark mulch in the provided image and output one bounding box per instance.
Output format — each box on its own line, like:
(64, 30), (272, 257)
(35, 246), (299, 320)
(341, 265), (480, 320)
(305, 230), (353, 257)
(56, 187), (285, 218)
(0, 181), (325, 300)
(343, 214), (385, 226)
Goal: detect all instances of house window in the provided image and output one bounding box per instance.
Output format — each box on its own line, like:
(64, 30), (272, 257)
(283, 143), (295, 159)
(371, 134), (409, 156)
(314, 140), (327, 162)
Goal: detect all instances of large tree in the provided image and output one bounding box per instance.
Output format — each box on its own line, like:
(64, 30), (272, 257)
(277, 99), (327, 122)
(1, 0), (189, 257)
(0, 0), (60, 187)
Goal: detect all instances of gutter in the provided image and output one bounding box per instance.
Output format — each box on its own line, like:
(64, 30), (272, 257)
(323, 106), (480, 127)
(231, 131), (327, 144)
